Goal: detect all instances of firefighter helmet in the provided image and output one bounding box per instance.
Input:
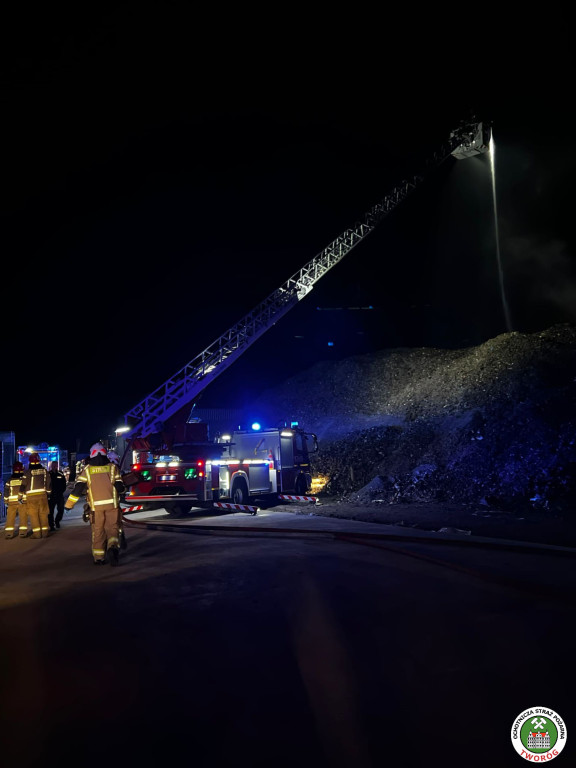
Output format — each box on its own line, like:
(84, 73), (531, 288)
(13, 461), (24, 473)
(107, 450), (120, 464)
(90, 442), (107, 458)
(29, 452), (41, 464)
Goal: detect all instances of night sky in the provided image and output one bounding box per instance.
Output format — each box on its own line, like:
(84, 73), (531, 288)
(3, 10), (575, 454)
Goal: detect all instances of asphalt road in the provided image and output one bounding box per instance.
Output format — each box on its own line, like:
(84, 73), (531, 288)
(1, 503), (574, 767)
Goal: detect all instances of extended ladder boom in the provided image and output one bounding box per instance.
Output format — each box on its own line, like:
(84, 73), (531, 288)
(124, 118), (490, 438)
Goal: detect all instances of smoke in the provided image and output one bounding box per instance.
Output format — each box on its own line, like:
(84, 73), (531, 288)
(503, 235), (576, 324)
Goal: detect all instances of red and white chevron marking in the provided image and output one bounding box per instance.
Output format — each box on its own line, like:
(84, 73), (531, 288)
(214, 502), (260, 513)
(278, 495), (318, 503)
(121, 505), (144, 513)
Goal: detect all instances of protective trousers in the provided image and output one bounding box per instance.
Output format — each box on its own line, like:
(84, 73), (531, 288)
(25, 494), (51, 538)
(4, 502), (28, 538)
(53, 494), (66, 526)
(91, 504), (120, 561)
(49, 494), (66, 528)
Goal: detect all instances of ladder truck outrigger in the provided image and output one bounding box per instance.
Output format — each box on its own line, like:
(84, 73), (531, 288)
(120, 117), (491, 517)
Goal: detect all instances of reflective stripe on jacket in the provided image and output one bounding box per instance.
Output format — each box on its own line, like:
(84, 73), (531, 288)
(67, 463), (125, 510)
(4, 476), (25, 502)
(21, 466), (51, 500)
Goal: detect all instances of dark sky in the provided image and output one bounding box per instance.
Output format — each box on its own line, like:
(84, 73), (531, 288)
(2, 9), (575, 453)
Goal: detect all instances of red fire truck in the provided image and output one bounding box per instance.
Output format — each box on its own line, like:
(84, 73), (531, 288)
(123, 422), (318, 516)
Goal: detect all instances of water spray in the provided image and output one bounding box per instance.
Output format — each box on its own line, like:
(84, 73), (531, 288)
(489, 134), (513, 332)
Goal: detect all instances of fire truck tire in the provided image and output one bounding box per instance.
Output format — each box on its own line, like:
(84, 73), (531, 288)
(231, 479), (249, 506)
(167, 504), (187, 518)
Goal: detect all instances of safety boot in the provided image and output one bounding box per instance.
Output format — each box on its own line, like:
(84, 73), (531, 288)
(108, 547), (120, 567)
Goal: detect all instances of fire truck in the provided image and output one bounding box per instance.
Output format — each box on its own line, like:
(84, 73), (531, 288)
(119, 117), (490, 515)
(17, 444), (66, 470)
(124, 421), (318, 516)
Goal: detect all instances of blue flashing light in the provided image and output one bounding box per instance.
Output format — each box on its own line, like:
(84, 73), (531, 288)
(251, 422), (261, 431)
(327, 341), (334, 347)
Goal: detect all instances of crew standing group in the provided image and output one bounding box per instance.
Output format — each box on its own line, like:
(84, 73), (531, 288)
(2, 453), (53, 538)
(3, 445), (127, 568)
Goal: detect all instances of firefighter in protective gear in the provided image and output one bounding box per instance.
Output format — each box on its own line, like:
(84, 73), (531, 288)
(3, 461), (28, 538)
(21, 452), (52, 538)
(107, 449), (128, 550)
(65, 442), (126, 565)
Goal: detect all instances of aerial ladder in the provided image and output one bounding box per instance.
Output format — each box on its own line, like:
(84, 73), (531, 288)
(123, 118), (491, 440)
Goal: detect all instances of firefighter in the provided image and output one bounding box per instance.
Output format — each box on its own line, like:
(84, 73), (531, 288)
(21, 452), (52, 538)
(107, 449), (128, 550)
(65, 442), (126, 566)
(3, 461), (28, 538)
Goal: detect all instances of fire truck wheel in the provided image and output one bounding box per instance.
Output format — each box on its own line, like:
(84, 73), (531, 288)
(167, 504), (186, 518)
(231, 479), (249, 506)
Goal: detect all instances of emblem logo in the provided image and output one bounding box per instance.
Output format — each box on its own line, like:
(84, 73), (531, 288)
(511, 707), (567, 761)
